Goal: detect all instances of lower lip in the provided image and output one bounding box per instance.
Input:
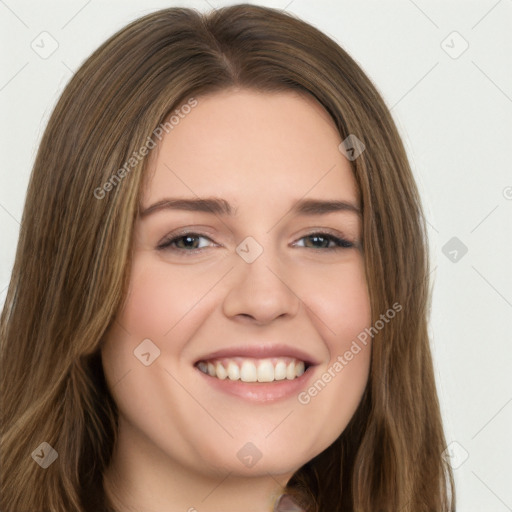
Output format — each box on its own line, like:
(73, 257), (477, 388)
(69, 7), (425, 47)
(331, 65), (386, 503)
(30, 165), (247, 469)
(196, 366), (316, 403)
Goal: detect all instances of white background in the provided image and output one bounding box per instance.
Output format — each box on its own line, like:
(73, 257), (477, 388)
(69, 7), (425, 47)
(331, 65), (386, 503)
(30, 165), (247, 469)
(1, 1), (511, 509)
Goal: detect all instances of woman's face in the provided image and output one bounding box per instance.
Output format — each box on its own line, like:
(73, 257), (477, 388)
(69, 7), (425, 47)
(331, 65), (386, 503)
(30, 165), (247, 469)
(101, 88), (371, 481)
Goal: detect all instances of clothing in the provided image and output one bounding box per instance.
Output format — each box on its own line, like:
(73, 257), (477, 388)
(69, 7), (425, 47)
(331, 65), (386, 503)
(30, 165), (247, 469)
(273, 494), (306, 512)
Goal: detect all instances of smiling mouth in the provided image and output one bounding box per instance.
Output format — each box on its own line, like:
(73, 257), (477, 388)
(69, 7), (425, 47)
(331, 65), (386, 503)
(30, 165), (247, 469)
(195, 356), (310, 383)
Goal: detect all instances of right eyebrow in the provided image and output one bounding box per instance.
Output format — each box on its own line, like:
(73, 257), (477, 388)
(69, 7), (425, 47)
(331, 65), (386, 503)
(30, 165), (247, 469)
(139, 197), (236, 218)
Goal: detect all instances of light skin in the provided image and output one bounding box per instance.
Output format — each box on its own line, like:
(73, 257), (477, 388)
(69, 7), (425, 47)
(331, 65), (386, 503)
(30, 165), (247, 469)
(101, 88), (372, 512)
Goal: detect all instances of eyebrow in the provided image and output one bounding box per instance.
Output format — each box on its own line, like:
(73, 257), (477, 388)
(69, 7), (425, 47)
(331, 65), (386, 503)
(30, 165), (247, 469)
(139, 197), (361, 218)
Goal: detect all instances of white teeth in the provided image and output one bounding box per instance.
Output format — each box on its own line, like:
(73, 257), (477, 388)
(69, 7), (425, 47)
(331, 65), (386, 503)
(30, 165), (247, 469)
(240, 361), (257, 382)
(286, 361), (296, 380)
(257, 360), (274, 382)
(215, 362), (227, 380)
(274, 361), (287, 381)
(227, 361), (240, 380)
(197, 357), (308, 382)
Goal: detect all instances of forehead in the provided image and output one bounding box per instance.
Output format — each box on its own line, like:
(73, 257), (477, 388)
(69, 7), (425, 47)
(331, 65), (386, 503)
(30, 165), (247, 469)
(143, 89), (358, 207)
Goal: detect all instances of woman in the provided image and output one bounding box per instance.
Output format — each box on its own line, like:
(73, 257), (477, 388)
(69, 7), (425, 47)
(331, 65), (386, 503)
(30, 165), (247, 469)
(0, 4), (455, 511)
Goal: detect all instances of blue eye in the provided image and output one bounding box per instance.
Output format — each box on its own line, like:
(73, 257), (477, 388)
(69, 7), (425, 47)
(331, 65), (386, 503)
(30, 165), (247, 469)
(157, 231), (355, 254)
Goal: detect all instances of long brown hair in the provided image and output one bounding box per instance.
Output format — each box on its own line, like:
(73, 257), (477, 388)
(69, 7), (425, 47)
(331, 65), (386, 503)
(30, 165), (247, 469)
(0, 4), (455, 511)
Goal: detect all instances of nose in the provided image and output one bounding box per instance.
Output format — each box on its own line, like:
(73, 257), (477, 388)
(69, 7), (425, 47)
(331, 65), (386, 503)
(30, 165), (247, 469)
(222, 245), (301, 325)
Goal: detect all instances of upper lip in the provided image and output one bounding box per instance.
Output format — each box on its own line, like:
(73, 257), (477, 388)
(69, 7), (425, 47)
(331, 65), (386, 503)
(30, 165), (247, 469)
(195, 343), (320, 366)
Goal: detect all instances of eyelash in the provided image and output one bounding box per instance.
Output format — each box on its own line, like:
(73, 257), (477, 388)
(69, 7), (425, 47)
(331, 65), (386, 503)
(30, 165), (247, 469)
(157, 230), (355, 255)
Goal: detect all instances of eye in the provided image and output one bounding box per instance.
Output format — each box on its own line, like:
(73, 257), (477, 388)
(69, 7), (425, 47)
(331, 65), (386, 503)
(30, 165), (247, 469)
(157, 232), (215, 253)
(293, 232), (354, 250)
(157, 230), (355, 256)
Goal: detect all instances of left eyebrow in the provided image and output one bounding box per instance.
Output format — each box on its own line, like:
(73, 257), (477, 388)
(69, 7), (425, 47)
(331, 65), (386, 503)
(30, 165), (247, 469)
(138, 197), (361, 219)
(292, 198), (361, 217)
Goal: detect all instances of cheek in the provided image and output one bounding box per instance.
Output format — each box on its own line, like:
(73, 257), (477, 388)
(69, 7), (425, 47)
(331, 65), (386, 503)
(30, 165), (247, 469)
(293, 257), (371, 446)
(100, 254), (198, 384)
(118, 253), (224, 339)
(305, 256), (371, 350)
(120, 259), (179, 336)
(101, 253), (230, 388)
